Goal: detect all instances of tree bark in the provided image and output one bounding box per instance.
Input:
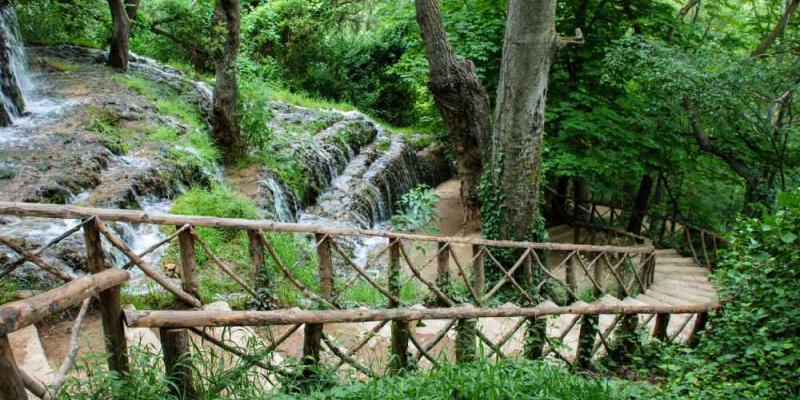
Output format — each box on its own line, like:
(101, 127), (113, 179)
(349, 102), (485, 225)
(211, 0), (245, 163)
(106, 0), (131, 70)
(626, 173), (654, 235)
(487, 0), (556, 242)
(751, 0), (799, 58)
(414, 0), (492, 228)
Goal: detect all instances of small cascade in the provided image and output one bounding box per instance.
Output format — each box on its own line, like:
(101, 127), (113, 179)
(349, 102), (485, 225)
(261, 176), (297, 222)
(0, 2), (30, 126)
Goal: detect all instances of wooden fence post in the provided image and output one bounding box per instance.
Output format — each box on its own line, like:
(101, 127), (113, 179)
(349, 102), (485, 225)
(523, 249), (546, 360)
(436, 241), (450, 303)
(388, 239), (410, 372)
(303, 233), (333, 378)
(593, 251), (603, 297)
(687, 312), (709, 347)
(0, 335), (27, 400)
(566, 253), (577, 303)
(456, 245), (483, 363)
(160, 226), (200, 399)
(160, 328), (198, 400)
(576, 314), (598, 368)
(653, 313), (670, 341)
(84, 219), (129, 375)
(247, 230), (267, 290)
(178, 227), (201, 299)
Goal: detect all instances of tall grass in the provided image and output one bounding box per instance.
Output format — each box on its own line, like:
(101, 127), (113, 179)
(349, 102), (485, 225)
(58, 344), (652, 400)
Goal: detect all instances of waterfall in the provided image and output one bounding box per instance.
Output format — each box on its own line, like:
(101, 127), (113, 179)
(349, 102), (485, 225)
(0, 2), (29, 126)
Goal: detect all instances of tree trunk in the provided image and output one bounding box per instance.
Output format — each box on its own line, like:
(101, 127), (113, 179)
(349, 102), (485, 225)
(414, 0), (492, 228)
(626, 173), (654, 235)
(486, 0), (556, 242)
(751, 0), (799, 58)
(210, 0), (245, 163)
(106, 0), (130, 70)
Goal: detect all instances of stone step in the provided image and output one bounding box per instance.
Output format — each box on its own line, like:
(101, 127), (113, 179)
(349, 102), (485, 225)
(654, 249), (681, 256)
(659, 278), (716, 292)
(643, 289), (695, 305)
(654, 272), (711, 283)
(648, 284), (713, 304)
(655, 265), (710, 275)
(651, 282), (717, 300)
(656, 257), (698, 265)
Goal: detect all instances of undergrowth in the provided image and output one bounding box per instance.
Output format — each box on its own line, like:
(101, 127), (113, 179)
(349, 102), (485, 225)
(58, 346), (651, 400)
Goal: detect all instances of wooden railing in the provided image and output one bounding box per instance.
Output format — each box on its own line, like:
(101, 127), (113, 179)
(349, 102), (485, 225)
(545, 188), (725, 268)
(0, 202), (720, 399)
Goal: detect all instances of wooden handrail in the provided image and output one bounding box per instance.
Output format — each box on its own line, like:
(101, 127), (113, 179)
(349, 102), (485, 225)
(0, 201), (653, 253)
(124, 302), (721, 328)
(0, 268), (129, 336)
(544, 186), (724, 242)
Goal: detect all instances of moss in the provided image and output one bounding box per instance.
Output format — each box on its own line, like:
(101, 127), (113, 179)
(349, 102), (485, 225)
(86, 105), (131, 155)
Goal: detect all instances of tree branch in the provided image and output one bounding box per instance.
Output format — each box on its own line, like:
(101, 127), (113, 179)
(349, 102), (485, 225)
(752, 0), (799, 58)
(683, 99), (757, 185)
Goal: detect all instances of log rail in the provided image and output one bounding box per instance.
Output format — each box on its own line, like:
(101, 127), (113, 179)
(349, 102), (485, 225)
(0, 201), (721, 399)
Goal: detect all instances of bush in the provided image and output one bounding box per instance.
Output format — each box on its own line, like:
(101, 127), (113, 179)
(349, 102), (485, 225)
(391, 184), (440, 234)
(654, 189), (800, 398)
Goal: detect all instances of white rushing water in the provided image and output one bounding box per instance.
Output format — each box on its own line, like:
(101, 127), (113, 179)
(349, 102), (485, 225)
(0, 3), (30, 119)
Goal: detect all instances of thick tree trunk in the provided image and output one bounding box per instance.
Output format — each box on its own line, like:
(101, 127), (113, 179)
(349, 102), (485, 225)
(626, 173), (654, 235)
(487, 0), (556, 242)
(106, 0), (130, 70)
(210, 0), (245, 163)
(414, 0), (492, 228)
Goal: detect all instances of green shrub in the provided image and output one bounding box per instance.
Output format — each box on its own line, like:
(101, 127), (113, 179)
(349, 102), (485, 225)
(17, 0), (109, 47)
(391, 184), (440, 234)
(652, 189), (800, 398)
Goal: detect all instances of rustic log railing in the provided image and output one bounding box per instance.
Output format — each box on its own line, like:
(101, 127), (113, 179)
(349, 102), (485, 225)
(545, 187), (725, 269)
(0, 201), (720, 399)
